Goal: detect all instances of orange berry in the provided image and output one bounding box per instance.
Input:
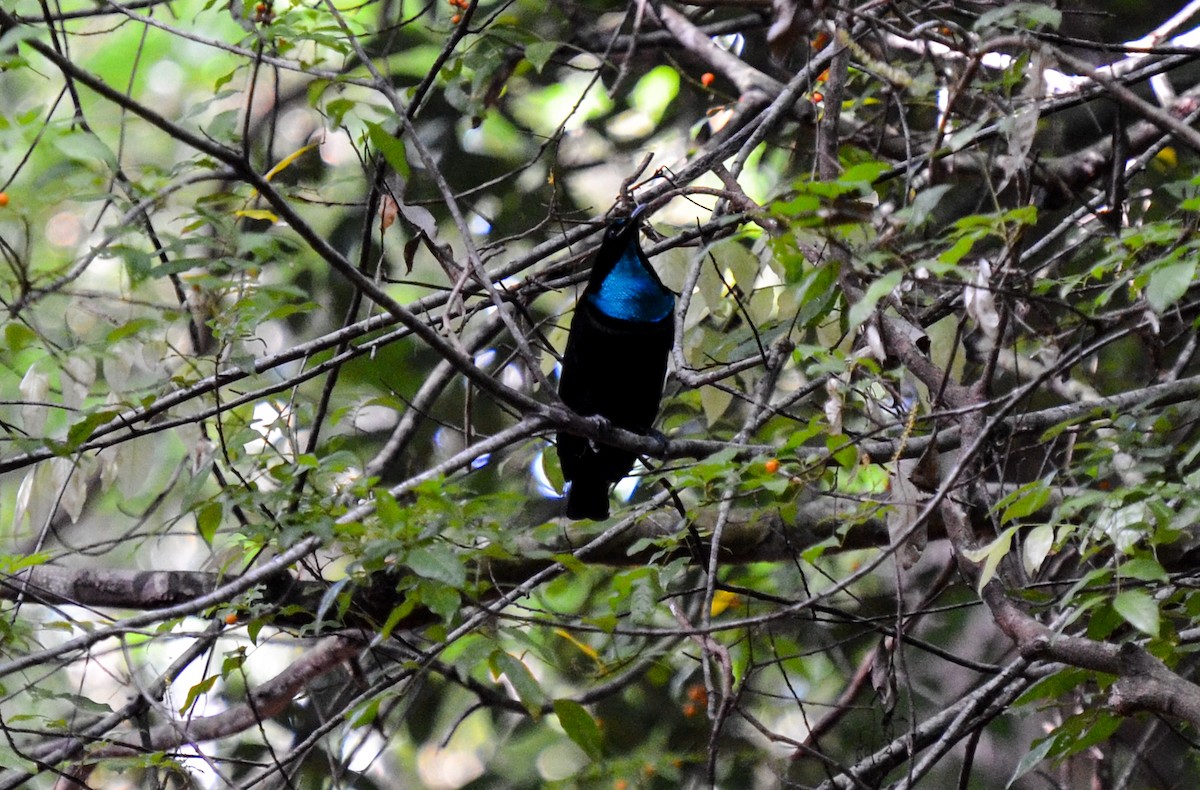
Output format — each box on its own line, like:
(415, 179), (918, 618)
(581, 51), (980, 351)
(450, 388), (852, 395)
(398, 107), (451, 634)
(812, 91), (824, 103)
(812, 31), (830, 49)
(700, 72), (715, 87)
(686, 683), (708, 703)
(817, 69), (829, 83)
(765, 458), (780, 474)
(451, 13), (461, 23)
(0, 193), (8, 208)
(224, 613), (239, 624)
(682, 702), (699, 717)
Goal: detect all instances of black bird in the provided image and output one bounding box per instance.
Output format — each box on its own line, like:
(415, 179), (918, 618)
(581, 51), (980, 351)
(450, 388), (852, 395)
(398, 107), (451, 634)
(557, 206), (675, 520)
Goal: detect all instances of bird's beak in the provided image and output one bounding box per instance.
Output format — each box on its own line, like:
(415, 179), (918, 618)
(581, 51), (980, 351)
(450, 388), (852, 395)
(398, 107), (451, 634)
(629, 203), (648, 223)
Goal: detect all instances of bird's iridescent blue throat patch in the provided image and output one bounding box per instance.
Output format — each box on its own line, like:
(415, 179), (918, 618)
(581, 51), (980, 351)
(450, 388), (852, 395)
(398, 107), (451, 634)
(588, 247), (674, 322)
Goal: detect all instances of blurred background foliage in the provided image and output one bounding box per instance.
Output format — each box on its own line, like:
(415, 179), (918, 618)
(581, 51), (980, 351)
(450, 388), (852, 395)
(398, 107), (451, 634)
(4, 0), (1200, 787)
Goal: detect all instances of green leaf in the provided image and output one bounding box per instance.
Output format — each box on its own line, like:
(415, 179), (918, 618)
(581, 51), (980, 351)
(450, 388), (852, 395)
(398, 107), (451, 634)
(1021, 5), (1063, 29)
(28, 686), (113, 713)
(1145, 258), (1195, 313)
(315, 577), (352, 626)
(524, 41), (558, 73)
(179, 675), (217, 714)
(838, 160), (888, 186)
(195, 501), (223, 545)
(0, 743), (37, 773)
(144, 255), (213, 280)
(490, 651), (545, 717)
(375, 491), (403, 527)
(630, 65), (680, 123)
(1118, 557), (1169, 583)
(801, 536), (837, 563)
(976, 3), (1062, 32)
(1087, 601), (1123, 640)
(553, 699), (603, 760)
(379, 598), (417, 640)
(4, 323), (37, 352)
(1006, 733), (1054, 788)
(416, 579), (460, 623)
(846, 269), (903, 331)
(902, 184), (953, 227)
(587, 613), (618, 633)
(349, 698), (381, 728)
(1113, 589), (1159, 636)
(65, 410), (120, 451)
(220, 649), (246, 677)
(1002, 205), (1038, 226)
(999, 480), (1051, 523)
(826, 435), (858, 469)
(961, 526), (1017, 592)
(1058, 710), (1120, 754)
(0, 551), (51, 574)
(214, 68), (237, 91)
(105, 318), (158, 343)
(54, 130), (116, 169)
(407, 544), (466, 586)
(325, 97), (356, 127)
(938, 231), (981, 266)
(365, 122), (411, 180)
(1012, 666), (1092, 706)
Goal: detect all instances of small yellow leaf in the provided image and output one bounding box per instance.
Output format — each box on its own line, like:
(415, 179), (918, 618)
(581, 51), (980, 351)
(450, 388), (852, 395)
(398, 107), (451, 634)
(553, 628), (601, 663)
(264, 142), (319, 182)
(710, 590), (740, 616)
(234, 209), (279, 223)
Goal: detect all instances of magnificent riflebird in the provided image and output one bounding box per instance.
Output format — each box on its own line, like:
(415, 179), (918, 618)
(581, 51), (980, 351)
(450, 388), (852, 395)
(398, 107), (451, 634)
(557, 206), (675, 520)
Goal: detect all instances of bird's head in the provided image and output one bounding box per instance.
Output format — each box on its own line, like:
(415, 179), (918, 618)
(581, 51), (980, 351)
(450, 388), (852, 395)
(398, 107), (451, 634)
(583, 203), (673, 322)
(603, 203), (647, 245)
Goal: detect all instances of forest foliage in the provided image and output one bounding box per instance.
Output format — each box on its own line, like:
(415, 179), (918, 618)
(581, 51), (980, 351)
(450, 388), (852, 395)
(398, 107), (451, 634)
(4, 0), (1200, 787)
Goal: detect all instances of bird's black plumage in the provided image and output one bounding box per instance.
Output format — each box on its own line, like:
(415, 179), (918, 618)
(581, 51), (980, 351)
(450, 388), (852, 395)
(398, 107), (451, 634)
(557, 209), (675, 520)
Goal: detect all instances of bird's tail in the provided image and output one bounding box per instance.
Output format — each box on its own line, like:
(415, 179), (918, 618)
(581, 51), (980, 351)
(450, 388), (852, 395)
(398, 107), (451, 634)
(566, 479), (610, 520)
